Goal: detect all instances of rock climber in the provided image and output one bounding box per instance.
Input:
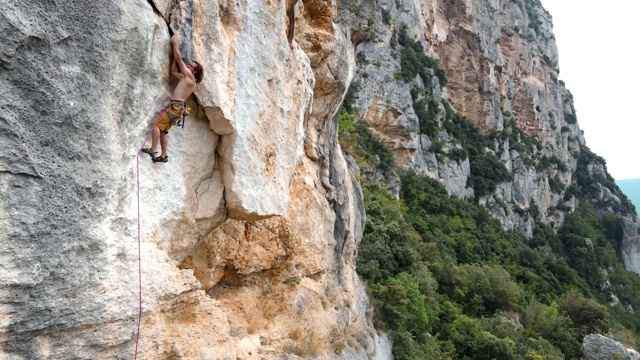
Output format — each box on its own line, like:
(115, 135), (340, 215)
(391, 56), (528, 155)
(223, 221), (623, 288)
(142, 35), (204, 163)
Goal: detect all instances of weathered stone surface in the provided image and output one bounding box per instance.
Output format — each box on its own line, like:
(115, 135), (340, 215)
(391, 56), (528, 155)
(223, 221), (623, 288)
(583, 334), (640, 360)
(0, 1), (190, 358)
(213, 4), (315, 220)
(439, 158), (473, 199)
(345, 0), (588, 236)
(0, 0), (382, 358)
(621, 216), (640, 275)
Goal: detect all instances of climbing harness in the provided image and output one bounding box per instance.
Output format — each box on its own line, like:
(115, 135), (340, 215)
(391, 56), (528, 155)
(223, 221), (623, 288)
(165, 100), (190, 129)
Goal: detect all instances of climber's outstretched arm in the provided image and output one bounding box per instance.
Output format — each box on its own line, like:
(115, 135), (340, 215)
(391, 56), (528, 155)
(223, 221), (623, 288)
(171, 36), (190, 76)
(171, 56), (181, 79)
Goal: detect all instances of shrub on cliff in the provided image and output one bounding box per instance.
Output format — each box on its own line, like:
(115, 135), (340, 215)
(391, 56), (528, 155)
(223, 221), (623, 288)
(575, 145), (636, 217)
(397, 23), (447, 86)
(411, 87), (439, 138)
(371, 272), (432, 334)
(353, 121), (397, 174)
(442, 104), (512, 198)
(468, 152), (513, 198)
(357, 183), (421, 282)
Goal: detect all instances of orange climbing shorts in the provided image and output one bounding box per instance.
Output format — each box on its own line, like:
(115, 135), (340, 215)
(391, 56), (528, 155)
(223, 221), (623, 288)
(153, 101), (191, 133)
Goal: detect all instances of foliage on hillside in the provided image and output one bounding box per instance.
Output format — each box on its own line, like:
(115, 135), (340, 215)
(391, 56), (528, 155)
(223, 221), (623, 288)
(338, 107), (640, 359)
(441, 103), (513, 198)
(341, 14), (640, 358)
(574, 146), (636, 217)
(397, 23), (447, 86)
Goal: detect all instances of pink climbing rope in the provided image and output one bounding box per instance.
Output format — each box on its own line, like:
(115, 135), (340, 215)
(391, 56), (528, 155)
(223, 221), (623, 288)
(133, 110), (163, 359)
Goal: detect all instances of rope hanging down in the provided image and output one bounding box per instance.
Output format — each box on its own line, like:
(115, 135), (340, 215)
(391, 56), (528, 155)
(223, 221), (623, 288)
(133, 114), (160, 359)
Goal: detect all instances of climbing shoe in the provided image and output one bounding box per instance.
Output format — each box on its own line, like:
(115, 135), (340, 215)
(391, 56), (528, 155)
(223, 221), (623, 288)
(152, 155), (168, 163)
(142, 148), (157, 158)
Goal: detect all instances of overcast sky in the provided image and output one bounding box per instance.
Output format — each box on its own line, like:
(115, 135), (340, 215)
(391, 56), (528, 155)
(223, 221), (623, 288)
(539, 0), (640, 180)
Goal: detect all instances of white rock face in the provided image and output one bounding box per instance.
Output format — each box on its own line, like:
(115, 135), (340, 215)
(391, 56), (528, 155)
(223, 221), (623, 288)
(439, 158), (473, 199)
(583, 334), (640, 360)
(347, 0), (622, 241)
(0, 0), (380, 358)
(621, 216), (640, 275)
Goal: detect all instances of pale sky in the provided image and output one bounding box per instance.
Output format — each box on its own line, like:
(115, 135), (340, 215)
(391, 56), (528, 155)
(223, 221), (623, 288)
(539, 0), (640, 180)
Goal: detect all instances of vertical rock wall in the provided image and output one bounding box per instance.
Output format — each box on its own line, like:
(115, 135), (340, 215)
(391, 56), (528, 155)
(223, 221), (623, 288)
(0, 0), (387, 358)
(347, 0), (619, 238)
(621, 217), (640, 274)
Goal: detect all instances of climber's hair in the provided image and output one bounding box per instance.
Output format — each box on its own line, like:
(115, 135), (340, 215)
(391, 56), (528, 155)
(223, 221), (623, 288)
(191, 61), (204, 83)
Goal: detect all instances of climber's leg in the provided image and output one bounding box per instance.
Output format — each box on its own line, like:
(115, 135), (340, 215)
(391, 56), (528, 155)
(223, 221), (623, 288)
(159, 131), (168, 158)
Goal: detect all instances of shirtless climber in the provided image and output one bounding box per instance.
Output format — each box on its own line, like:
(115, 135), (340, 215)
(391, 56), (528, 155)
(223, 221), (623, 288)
(142, 35), (204, 163)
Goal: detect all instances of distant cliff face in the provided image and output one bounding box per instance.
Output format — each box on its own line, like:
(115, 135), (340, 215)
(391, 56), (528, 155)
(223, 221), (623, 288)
(348, 0), (640, 250)
(350, 0), (569, 235)
(2, 0), (639, 359)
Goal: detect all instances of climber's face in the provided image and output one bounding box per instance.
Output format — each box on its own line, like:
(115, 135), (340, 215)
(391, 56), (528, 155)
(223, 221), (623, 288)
(189, 61), (204, 83)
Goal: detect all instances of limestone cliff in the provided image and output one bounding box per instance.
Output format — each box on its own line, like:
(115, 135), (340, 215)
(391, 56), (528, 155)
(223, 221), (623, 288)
(583, 334), (640, 360)
(2, 0), (639, 359)
(347, 0), (640, 264)
(0, 0), (387, 358)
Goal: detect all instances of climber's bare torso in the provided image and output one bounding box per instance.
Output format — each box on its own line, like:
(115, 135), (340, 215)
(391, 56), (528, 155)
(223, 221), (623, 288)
(170, 36), (197, 101)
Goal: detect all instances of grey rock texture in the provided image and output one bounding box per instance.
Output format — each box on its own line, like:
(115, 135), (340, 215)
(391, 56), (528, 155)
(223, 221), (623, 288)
(621, 216), (640, 275)
(583, 334), (640, 360)
(347, 0), (640, 260)
(1, 1), (175, 357)
(1, 0), (381, 358)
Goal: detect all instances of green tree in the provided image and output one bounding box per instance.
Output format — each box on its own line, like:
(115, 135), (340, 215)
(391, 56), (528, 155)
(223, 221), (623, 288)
(372, 272), (430, 334)
(357, 184), (421, 282)
(558, 289), (610, 336)
(462, 264), (525, 316)
(446, 315), (521, 359)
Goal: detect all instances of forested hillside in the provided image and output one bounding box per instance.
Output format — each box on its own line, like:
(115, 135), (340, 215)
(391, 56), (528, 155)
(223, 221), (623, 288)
(338, 22), (640, 355)
(342, 102), (640, 358)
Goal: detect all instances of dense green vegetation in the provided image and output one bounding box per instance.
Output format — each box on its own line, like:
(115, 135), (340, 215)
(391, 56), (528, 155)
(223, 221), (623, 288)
(397, 23), (447, 86)
(410, 88), (439, 138)
(357, 149), (639, 358)
(338, 108), (640, 358)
